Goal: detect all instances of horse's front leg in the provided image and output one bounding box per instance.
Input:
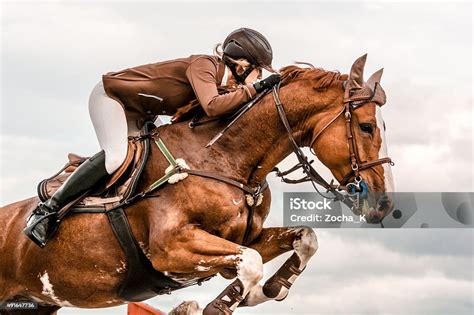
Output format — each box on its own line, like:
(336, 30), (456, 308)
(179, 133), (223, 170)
(240, 226), (318, 306)
(151, 225), (263, 315)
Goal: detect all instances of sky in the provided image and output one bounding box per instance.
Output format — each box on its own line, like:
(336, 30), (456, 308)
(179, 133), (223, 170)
(1, 1), (473, 314)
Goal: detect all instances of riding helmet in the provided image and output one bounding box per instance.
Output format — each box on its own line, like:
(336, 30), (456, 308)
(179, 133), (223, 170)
(223, 28), (274, 72)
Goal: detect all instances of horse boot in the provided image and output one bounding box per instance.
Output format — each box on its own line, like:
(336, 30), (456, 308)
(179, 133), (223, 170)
(203, 279), (245, 315)
(23, 150), (109, 248)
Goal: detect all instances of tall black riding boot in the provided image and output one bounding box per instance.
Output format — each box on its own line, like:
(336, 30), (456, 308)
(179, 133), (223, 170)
(24, 150), (109, 248)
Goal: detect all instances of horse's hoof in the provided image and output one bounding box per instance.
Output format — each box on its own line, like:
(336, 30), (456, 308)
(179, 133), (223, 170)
(219, 267), (237, 279)
(169, 300), (202, 315)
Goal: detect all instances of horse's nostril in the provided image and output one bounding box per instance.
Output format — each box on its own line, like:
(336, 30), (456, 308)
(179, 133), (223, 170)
(378, 200), (388, 211)
(377, 195), (390, 211)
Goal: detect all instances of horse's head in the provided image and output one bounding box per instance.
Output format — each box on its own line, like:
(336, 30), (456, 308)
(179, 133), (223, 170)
(306, 55), (394, 223)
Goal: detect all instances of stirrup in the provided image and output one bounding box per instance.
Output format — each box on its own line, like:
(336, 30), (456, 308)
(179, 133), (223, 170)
(23, 205), (59, 248)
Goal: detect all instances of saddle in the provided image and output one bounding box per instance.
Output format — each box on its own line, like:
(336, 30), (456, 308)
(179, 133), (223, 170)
(37, 137), (148, 212)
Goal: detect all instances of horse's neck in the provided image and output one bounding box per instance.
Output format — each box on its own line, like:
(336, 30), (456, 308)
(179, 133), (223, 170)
(210, 83), (341, 185)
(141, 83), (341, 190)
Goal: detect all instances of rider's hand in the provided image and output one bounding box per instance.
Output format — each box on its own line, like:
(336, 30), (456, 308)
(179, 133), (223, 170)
(253, 74), (281, 93)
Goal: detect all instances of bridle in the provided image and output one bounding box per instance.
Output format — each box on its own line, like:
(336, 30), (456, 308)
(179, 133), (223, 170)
(272, 80), (393, 209)
(308, 82), (393, 187)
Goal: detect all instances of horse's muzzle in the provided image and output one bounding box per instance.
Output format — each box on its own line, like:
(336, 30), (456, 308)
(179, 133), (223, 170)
(369, 193), (394, 223)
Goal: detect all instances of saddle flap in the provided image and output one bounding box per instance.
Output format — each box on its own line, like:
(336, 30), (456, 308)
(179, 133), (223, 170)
(106, 141), (137, 189)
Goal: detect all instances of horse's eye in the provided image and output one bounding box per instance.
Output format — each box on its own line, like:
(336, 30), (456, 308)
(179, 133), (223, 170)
(359, 123), (373, 134)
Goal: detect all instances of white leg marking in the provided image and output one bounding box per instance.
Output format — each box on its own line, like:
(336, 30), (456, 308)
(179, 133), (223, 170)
(228, 248), (263, 310)
(243, 283), (273, 306)
(39, 271), (75, 307)
(237, 248), (264, 294)
(274, 228), (318, 302)
(241, 228), (318, 306)
(275, 227), (318, 302)
(293, 227), (318, 269)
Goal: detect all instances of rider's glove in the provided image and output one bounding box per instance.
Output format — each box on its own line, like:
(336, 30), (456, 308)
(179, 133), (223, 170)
(253, 74), (281, 93)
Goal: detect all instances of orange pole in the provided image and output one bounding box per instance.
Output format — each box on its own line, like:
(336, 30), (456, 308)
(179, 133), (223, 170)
(127, 302), (166, 315)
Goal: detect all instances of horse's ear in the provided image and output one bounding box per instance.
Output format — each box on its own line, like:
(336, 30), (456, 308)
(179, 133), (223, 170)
(367, 68), (384, 89)
(347, 54), (367, 90)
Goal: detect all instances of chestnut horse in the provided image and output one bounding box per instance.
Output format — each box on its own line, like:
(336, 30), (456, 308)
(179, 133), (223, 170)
(0, 55), (394, 314)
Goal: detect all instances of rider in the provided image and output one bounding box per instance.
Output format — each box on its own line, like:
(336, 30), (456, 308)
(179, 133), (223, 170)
(24, 28), (281, 248)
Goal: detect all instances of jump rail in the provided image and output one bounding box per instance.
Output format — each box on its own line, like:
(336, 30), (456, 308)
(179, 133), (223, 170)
(127, 302), (166, 315)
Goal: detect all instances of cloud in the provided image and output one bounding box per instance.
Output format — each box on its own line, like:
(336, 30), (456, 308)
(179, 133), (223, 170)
(2, 1), (471, 192)
(0, 135), (99, 205)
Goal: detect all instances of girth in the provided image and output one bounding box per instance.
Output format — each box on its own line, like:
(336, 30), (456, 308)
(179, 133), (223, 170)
(106, 207), (182, 301)
(105, 121), (186, 301)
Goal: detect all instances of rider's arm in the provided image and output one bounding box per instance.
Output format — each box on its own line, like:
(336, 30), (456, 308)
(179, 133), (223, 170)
(186, 57), (256, 117)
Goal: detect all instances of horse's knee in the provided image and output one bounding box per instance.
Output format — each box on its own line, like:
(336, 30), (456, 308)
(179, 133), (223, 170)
(293, 227), (318, 265)
(238, 248), (263, 288)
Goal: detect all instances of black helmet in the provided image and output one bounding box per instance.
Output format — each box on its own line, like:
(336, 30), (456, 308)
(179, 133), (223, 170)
(223, 28), (274, 72)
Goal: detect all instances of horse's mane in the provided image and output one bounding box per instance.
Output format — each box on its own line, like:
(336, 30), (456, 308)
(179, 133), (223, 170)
(280, 64), (347, 89)
(172, 64), (347, 122)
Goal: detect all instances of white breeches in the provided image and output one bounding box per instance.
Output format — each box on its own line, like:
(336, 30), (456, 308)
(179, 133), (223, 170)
(89, 82), (132, 174)
(89, 82), (165, 174)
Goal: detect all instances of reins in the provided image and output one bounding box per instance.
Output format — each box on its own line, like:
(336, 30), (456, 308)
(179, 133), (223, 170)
(270, 84), (354, 208)
(188, 88), (271, 130)
(205, 89), (273, 147)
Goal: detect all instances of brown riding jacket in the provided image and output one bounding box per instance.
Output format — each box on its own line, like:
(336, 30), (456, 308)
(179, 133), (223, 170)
(102, 55), (256, 118)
